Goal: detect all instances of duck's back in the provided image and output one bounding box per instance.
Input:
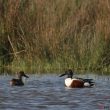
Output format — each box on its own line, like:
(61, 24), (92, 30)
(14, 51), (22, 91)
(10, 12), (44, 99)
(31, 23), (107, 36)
(10, 78), (24, 86)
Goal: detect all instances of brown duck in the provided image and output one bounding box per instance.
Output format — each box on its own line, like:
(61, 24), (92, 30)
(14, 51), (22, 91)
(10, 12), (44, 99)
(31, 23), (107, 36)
(10, 71), (29, 86)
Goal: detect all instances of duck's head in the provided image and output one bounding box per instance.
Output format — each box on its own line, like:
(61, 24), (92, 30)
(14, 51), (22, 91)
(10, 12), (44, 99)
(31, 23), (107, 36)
(18, 71), (29, 79)
(59, 69), (74, 78)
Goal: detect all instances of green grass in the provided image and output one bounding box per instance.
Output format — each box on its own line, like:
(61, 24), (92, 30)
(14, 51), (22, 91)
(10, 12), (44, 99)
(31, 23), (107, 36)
(0, 0), (110, 74)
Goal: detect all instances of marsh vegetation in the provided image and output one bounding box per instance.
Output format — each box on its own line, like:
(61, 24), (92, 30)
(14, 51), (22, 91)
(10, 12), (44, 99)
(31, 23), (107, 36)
(0, 0), (110, 73)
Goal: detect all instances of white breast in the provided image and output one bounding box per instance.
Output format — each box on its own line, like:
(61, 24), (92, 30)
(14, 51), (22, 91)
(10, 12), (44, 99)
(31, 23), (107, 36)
(65, 78), (78, 87)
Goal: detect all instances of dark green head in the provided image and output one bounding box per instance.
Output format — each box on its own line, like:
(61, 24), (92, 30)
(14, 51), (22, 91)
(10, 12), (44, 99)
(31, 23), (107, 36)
(59, 69), (74, 78)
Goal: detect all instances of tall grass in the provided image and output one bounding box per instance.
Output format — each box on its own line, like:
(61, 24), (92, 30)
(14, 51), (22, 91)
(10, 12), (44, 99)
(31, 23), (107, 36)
(0, 0), (110, 73)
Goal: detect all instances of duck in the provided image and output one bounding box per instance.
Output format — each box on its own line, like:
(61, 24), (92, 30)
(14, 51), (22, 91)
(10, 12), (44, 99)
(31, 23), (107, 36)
(59, 69), (95, 88)
(10, 71), (29, 86)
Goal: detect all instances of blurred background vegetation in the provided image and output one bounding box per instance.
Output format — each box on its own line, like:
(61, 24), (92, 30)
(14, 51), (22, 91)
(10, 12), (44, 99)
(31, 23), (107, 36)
(0, 0), (110, 73)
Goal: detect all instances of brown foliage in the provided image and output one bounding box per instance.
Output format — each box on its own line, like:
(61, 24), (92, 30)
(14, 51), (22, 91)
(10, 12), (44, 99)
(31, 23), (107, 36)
(0, 0), (110, 70)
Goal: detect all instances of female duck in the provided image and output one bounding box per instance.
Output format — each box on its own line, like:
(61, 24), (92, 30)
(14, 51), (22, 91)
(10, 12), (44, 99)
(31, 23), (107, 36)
(59, 69), (95, 88)
(10, 71), (29, 86)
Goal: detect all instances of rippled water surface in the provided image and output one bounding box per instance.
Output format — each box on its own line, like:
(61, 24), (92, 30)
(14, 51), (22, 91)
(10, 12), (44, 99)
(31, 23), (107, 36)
(0, 73), (110, 110)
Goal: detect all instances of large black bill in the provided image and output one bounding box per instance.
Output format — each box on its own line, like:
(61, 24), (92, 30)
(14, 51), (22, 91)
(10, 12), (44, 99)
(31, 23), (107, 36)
(59, 73), (66, 77)
(24, 74), (29, 78)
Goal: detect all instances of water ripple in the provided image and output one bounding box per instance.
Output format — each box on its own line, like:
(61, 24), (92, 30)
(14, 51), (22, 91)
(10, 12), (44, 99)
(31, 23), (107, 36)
(0, 74), (110, 110)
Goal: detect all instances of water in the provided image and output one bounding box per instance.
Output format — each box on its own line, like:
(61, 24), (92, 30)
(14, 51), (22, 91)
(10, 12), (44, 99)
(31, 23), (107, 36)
(0, 73), (110, 110)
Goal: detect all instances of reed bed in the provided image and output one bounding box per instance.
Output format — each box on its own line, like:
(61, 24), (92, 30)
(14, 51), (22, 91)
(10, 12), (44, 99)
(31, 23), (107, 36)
(0, 0), (110, 73)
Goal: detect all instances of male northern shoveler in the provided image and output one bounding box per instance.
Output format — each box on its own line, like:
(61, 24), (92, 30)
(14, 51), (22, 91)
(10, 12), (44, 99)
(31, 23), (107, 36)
(59, 69), (95, 88)
(10, 71), (29, 86)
